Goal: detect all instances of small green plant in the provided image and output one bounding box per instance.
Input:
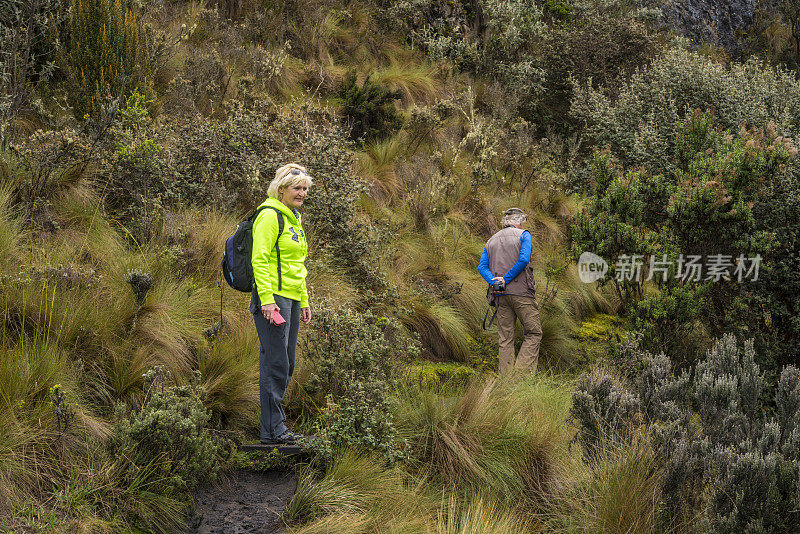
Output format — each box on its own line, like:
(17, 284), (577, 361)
(543, 0), (572, 20)
(125, 269), (153, 334)
(231, 450), (291, 472)
(106, 91), (164, 241)
(112, 366), (225, 492)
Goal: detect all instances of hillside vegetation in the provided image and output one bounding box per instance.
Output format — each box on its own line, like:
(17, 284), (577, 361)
(2, 0), (800, 532)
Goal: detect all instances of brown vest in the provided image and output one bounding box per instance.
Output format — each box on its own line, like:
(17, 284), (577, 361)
(486, 226), (536, 298)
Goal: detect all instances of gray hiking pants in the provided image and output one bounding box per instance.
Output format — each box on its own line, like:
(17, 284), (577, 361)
(252, 294), (301, 441)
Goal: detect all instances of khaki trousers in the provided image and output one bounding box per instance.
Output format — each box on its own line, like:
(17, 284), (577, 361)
(495, 295), (542, 374)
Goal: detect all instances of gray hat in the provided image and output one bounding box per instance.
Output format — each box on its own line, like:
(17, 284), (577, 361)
(504, 207), (527, 217)
(501, 207), (527, 227)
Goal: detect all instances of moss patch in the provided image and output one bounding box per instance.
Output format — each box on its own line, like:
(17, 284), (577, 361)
(403, 361), (475, 392)
(572, 314), (628, 369)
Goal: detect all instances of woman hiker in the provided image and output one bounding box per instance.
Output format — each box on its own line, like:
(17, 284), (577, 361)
(251, 163), (312, 444)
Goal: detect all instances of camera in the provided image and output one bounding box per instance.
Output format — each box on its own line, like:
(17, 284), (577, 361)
(491, 279), (506, 292)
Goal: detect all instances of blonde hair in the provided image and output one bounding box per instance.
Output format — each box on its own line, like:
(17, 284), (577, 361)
(268, 163), (313, 199)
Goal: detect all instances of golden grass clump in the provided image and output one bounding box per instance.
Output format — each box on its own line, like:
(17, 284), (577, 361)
(396, 375), (572, 508)
(371, 60), (443, 105)
(286, 451), (433, 530)
(357, 134), (405, 200)
(553, 434), (662, 534)
(435, 495), (534, 534)
(197, 316), (259, 430)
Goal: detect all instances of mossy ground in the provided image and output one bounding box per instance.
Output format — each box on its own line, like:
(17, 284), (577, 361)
(571, 313), (629, 369)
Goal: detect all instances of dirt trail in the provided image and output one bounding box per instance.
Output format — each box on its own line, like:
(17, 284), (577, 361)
(181, 469), (298, 534)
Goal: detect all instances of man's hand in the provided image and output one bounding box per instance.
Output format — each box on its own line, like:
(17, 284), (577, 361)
(491, 276), (504, 283)
(261, 303), (280, 325)
(301, 307), (311, 324)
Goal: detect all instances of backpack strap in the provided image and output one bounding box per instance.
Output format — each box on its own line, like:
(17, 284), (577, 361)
(264, 207), (285, 291)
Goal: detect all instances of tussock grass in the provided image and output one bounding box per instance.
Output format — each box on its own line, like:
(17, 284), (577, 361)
(0, 412), (52, 518)
(286, 451), (432, 528)
(198, 318), (259, 429)
(435, 495), (535, 534)
(157, 208), (239, 284)
(288, 377), (580, 533)
(132, 277), (215, 373)
(403, 298), (473, 361)
(537, 299), (579, 367)
(553, 435), (662, 534)
(357, 134), (404, 200)
(0, 337), (73, 414)
(51, 441), (188, 534)
(396, 376), (571, 507)
(0, 184), (23, 266)
(94, 342), (154, 405)
(371, 60), (442, 105)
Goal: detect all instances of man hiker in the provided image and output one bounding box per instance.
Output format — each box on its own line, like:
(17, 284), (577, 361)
(478, 207), (543, 374)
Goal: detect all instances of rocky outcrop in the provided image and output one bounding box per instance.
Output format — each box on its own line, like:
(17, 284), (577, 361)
(656, 0), (777, 55)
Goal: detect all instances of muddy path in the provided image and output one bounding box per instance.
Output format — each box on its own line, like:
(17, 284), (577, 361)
(180, 468), (298, 534)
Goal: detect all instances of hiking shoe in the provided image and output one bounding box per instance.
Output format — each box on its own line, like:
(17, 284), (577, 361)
(262, 430), (305, 445)
(276, 430), (305, 444)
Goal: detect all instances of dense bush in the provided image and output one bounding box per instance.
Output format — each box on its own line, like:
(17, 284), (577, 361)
(106, 92), (166, 241)
(571, 110), (798, 363)
(0, 0), (68, 141)
(572, 44), (800, 174)
(387, 0), (546, 113)
(304, 306), (417, 461)
(112, 366), (225, 492)
(64, 0), (152, 119)
(750, 164), (800, 367)
(535, 1), (658, 131)
(571, 335), (800, 532)
(338, 70), (403, 143)
(569, 366), (641, 460)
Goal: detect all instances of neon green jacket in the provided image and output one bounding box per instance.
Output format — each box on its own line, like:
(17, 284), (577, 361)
(251, 198), (309, 307)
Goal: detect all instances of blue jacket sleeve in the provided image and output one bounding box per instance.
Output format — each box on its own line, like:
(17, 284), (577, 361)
(503, 231), (532, 283)
(478, 247), (493, 284)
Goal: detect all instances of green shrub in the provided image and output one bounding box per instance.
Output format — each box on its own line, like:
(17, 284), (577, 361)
(112, 366), (225, 492)
(64, 0), (152, 119)
(571, 335), (800, 533)
(338, 70), (403, 143)
(630, 284), (710, 367)
(571, 110), (797, 347)
(572, 45), (800, 174)
(304, 307), (417, 461)
(105, 92), (165, 242)
(751, 164), (800, 368)
(536, 2), (657, 131)
(0, 0), (68, 142)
